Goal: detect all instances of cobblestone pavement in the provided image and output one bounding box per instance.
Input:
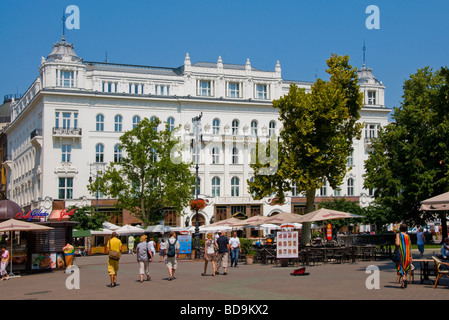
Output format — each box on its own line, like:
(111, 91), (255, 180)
(2, 250), (447, 302)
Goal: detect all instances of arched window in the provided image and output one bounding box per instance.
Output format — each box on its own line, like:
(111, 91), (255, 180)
(232, 147), (239, 164)
(132, 115), (140, 129)
(211, 177), (221, 197)
(96, 114), (104, 131)
(347, 178), (354, 196)
(114, 144), (122, 162)
(167, 117), (175, 132)
(269, 121), (276, 137)
(212, 118), (220, 134)
(251, 120), (258, 136)
(114, 115), (123, 132)
(231, 177), (240, 197)
(150, 116), (158, 132)
(211, 147), (220, 164)
(232, 119), (239, 136)
(95, 143), (104, 163)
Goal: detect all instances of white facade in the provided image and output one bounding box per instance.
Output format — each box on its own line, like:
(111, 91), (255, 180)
(3, 39), (390, 226)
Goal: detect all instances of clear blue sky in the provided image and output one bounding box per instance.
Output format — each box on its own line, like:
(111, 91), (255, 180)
(1, 0), (448, 116)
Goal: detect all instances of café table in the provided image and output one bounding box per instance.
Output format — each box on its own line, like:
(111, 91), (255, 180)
(413, 259), (435, 284)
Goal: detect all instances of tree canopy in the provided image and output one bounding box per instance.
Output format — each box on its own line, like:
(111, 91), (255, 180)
(249, 54), (363, 245)
(88, 117), (195, 226)
(364, 67), (449, 233)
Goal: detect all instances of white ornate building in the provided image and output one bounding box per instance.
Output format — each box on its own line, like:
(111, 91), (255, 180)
(3, 38), (390, 227)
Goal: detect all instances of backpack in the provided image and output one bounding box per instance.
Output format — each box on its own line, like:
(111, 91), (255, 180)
(167, 239), (177, 257)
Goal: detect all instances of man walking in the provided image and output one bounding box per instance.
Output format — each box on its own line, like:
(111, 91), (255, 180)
(165, 231), (180, 281)
(215, 231), (230, 275)
(229, 232), (241, 267)
(106, 232), (122, 287)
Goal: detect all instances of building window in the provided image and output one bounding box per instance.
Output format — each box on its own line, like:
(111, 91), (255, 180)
(164, 209), (177, 227)
(114, 144), (122, 162)
(192, 146), (200, 164)
(102, 81), (118, 93)
(232, 119), (239, 136)
(334, 187), (341, 196)
(212, 177), (221, 197)
(132, 115), (140, 129)
(320, 179), (327, 196)
(269, 121), (276, 137)
(198, 80), (212, 96)
(114, 115), (123, 132)
(367, 91), (376, 105)
(227, 82), (240, 98)
(347, 178), (354, 196)
(129, 83), (144, 94)
(95, 143), (104, 163)
(256, 84), (268, 99)
(96, 114), (104, 131)
(155, 84), (170, 96)
(251, 120), (258, 136)
(211, 147), (220, 164)
(59, 71), (74, 88)
(193, 177), (201, 196)
(150, 116), (158, 132)
(232, 147), (239, 164)
(58, 177), (73, 199)
(212, 118), (220, 134)
(347, 151), (354, 166)
(167, 117), (175, 132)
(291, 182), (297, 197)
(62, 145), (71, 163)
(365, 123), (380, 139)
(231, 177), (240, 197)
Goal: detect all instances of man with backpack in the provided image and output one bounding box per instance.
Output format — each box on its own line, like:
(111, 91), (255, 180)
(165, 231), (180, 281)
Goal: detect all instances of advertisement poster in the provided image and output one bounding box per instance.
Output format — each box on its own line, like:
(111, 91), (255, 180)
(326, 223), (332, 242)
(276, 231), (299, 259)
(178, 235), (192, 254)
(31, 253), (58, 270)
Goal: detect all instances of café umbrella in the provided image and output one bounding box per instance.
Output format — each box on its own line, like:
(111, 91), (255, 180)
(419, 191), (449, 211)
(296, 208), (364, 223)
(0, 219), (53, 277)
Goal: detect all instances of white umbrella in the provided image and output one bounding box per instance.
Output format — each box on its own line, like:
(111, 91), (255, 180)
(200, 225), (233, 233)
(296, 208), (364, 223)
(420, 191), (449, 211)
(145, 224), (172, 233)
(115, 224), (145, 235)
(90, 228), (114, 236)
(102, 222), (120, 230)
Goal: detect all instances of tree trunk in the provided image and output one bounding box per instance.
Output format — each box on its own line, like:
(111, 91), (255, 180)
(300, 189), (316, 246)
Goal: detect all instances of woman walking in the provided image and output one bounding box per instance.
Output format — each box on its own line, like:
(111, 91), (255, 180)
(136, 235), (152, 282)
(202, 233), (216, 276)
(395, 224), (412, 288)
(159, 239), (166, 262)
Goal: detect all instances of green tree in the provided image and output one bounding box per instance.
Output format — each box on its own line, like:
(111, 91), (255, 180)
(88, 117), (195, 226)
(69, 206), (107, 231)
(364, 67), (449, 238)
(249, 54), (363, 245)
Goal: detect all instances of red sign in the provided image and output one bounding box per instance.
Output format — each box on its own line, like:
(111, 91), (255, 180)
(58, 208), (76, 221)
(326, 223), (332, 241)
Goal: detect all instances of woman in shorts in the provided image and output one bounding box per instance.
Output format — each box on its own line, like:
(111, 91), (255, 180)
(202, 233), (216, 276)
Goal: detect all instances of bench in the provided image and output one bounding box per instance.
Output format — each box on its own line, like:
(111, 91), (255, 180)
(432, 256), (449, 288)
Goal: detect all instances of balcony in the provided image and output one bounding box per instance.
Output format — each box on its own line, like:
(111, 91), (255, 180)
(31, 129), (43, 149)
(52, 127), (82, 143)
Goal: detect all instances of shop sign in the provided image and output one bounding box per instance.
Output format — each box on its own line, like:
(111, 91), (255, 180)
(58, 208), (76, 221)
(15, 209), (50, 221)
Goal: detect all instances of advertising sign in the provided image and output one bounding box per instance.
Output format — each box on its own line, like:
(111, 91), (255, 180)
(178, 234), (192, 254)
(326, 223), (332, 242)
(31, 253), (58, 270)
(276, 231), (299, 259)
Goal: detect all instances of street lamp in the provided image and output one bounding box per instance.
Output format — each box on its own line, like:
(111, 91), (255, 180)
(192, 112), (202, 259)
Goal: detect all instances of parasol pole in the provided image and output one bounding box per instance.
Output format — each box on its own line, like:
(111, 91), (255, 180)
(9, 230), (14, 277)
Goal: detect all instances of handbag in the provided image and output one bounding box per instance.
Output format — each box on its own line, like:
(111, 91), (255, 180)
(391, 246), (401, 263)
(109, 240), (121, 261)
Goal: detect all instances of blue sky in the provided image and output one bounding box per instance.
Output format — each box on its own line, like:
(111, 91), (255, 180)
(0, 0), (448, 116)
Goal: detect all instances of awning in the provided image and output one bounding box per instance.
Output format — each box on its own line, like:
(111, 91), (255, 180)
(72, 229), (91, 237)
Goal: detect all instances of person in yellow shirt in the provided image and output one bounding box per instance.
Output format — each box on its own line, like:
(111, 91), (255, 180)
(106, 232), (122, 287)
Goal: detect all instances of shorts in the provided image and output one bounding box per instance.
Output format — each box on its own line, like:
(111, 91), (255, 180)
(139, 260), (150, 275)
(216, 252), (228, 268)
(107, 258), (120, 275)
(166, 257), (177, 269)
(418, 244), (424, 253)
(159, 249), (166, 256)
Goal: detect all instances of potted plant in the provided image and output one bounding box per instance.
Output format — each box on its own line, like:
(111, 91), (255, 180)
(240, 238), (256, 265)
(190, 199), (206, 211)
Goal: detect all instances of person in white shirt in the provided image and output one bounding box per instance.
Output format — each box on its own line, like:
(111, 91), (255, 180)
(229, 232), (241, 267)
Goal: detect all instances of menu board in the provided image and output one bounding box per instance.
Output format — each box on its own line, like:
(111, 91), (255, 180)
(178, 235), (192, 254)
(31, 253), (58, 270)
(276, 231), (299, 259)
